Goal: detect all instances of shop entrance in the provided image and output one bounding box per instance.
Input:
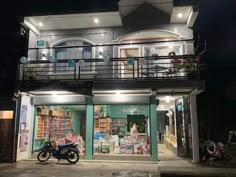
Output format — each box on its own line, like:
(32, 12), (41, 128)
(32, 105), (86, 158)
(157, 95), (193, 161)
(93, 104), (151, 160)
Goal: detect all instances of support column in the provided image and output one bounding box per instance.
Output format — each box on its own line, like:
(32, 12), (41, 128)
(85, 96), (93, 160)
(150, 95), (158, 161)
(190, 95), (200, 163)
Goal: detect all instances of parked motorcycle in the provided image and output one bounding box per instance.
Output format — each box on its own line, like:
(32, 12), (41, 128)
(37, 136), (80, 164)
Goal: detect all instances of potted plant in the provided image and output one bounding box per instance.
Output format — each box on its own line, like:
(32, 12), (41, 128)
(171, 58), (198, 79)
(25, 66), (37, 80)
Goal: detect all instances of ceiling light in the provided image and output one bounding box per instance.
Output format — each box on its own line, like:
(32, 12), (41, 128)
(38, 22), (43, 27)
(115, 91), (120, 95)
(52, 92), (57, 96)
(159, 105), (164, 109)
(94, 18), (99, 24)
(177, 13), (183, 18)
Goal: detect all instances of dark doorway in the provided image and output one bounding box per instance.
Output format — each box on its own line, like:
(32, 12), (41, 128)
(175, 97), (192, 158)
(80, 111), (86, 142)
(157, 111), (166, 143)
(0, 98), (16, 163)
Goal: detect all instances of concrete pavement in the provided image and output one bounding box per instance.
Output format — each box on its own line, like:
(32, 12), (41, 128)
(0, 161), (158, 177)
(1, 160), (236, 177)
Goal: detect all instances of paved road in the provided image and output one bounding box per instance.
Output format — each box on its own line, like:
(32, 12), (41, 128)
(1, 160), (236, 177)
(0, 161), (158, 177)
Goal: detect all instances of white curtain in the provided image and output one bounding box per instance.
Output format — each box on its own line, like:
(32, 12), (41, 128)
(54, 40), (92, 72)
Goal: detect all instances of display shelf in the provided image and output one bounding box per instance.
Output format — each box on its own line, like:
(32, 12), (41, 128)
(94, 117), (111, 134)
(36, 114), (72, 140)
(36, 116), (44, 139)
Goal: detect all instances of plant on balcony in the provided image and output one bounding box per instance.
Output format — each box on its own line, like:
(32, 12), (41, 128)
(25, 66), (37, 80)
(171, 57), (199, 79)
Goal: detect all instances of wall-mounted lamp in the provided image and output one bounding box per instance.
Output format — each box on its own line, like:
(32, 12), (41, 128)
(98, 51), (103, 59)
(41, 54), (47, 60)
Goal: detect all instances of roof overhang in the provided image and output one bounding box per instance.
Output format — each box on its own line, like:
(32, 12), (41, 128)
(170, 5), (199, 27)
(23, 11), (122, 34)
(118, 0), (198, 28)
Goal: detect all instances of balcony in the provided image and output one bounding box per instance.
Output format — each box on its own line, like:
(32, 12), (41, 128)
(16, 39), (204, 94)
(18, 55), (199, 82)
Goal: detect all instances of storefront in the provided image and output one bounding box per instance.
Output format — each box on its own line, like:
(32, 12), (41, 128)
(93, 105), (150, 156)
(33, 105), (86, 155)
(16, 93), (158, 161)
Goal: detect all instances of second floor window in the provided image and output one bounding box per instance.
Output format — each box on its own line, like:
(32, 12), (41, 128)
(54, 40), (92, 72)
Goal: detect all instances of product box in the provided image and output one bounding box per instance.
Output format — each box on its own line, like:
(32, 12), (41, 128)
(93, 144), (99, 153)
(134, 144), (141, 154)
(126, 144), (133, 154)
(120, 144), (126, 153)
(41, 108), (49, 115)
(102, 144), (110, 153)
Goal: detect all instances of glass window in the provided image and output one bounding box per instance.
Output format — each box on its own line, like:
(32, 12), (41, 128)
(54, 40), (92, 72)
(93, 104), (150, 156)
(33, 105), (86, 155)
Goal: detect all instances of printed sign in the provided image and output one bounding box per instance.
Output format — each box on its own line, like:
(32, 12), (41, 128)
(19, 105), (29, 152)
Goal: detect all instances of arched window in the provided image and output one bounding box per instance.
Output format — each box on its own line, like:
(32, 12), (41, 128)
(53, 39), (93, 72)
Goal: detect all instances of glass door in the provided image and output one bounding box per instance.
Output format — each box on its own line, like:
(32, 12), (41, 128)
(118, 47), (140, 78)
(175, 97), (192, 158)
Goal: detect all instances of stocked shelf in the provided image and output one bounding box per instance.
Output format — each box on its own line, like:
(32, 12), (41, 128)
(36, 114), (72, 140)
(94, 117), (111, 134)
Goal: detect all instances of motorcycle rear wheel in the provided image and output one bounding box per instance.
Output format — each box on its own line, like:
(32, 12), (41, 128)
(66, 149), (79, 164)
(37, 150), (51, 162)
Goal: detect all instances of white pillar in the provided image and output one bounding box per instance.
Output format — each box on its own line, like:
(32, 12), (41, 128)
(190, 95), (200, 163)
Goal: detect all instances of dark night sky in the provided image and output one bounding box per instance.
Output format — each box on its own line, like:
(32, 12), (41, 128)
(196, 0), (236, 65)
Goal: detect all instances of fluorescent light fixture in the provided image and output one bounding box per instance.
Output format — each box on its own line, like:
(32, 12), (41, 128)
(52, 91), (58, 96)
(38, 22), (43, 26)
(94, 18), (99, 24)
(177, 13), (183, 18)
(115, 91), (120, 95)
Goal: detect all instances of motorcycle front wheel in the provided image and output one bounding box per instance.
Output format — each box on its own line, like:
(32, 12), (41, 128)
(37, 150), (51, 162)
(66, 149), (79, 164)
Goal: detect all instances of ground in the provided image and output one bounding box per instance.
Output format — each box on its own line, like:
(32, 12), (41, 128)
(1, 160), (236, 177)
(0, 161), (158, 177)
(1, 144), (236, 177)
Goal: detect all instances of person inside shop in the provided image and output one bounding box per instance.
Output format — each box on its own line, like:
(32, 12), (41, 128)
(130, 122), (144, 133)
(130, 123), (138, 133)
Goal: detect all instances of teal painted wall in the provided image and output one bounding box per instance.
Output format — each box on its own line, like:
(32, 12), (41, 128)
(72, 111), (81, 136)
(109, 105), (149, 118)
(150, 96), (158, 161)
(85, 97), (93, 160)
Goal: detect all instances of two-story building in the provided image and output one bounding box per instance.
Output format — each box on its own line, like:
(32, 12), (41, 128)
(13, 0), (204, 163)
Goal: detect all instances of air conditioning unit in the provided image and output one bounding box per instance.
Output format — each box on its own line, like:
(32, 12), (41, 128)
(36, 40), (48, 48)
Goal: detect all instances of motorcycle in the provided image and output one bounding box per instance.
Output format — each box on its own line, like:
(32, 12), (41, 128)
(37, 135), (80, 164)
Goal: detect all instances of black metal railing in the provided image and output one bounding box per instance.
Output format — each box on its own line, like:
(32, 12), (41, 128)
(18, 55), (199, 81)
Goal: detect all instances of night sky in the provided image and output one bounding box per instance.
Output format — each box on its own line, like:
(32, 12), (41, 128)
(0, 0), (236, 140)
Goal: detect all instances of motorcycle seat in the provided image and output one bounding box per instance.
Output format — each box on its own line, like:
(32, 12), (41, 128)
(58, 142), (74, 149)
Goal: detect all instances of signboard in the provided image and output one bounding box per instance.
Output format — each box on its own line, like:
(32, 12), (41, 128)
(19, 105), (29, 152)
(0, 111), (13, 119)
